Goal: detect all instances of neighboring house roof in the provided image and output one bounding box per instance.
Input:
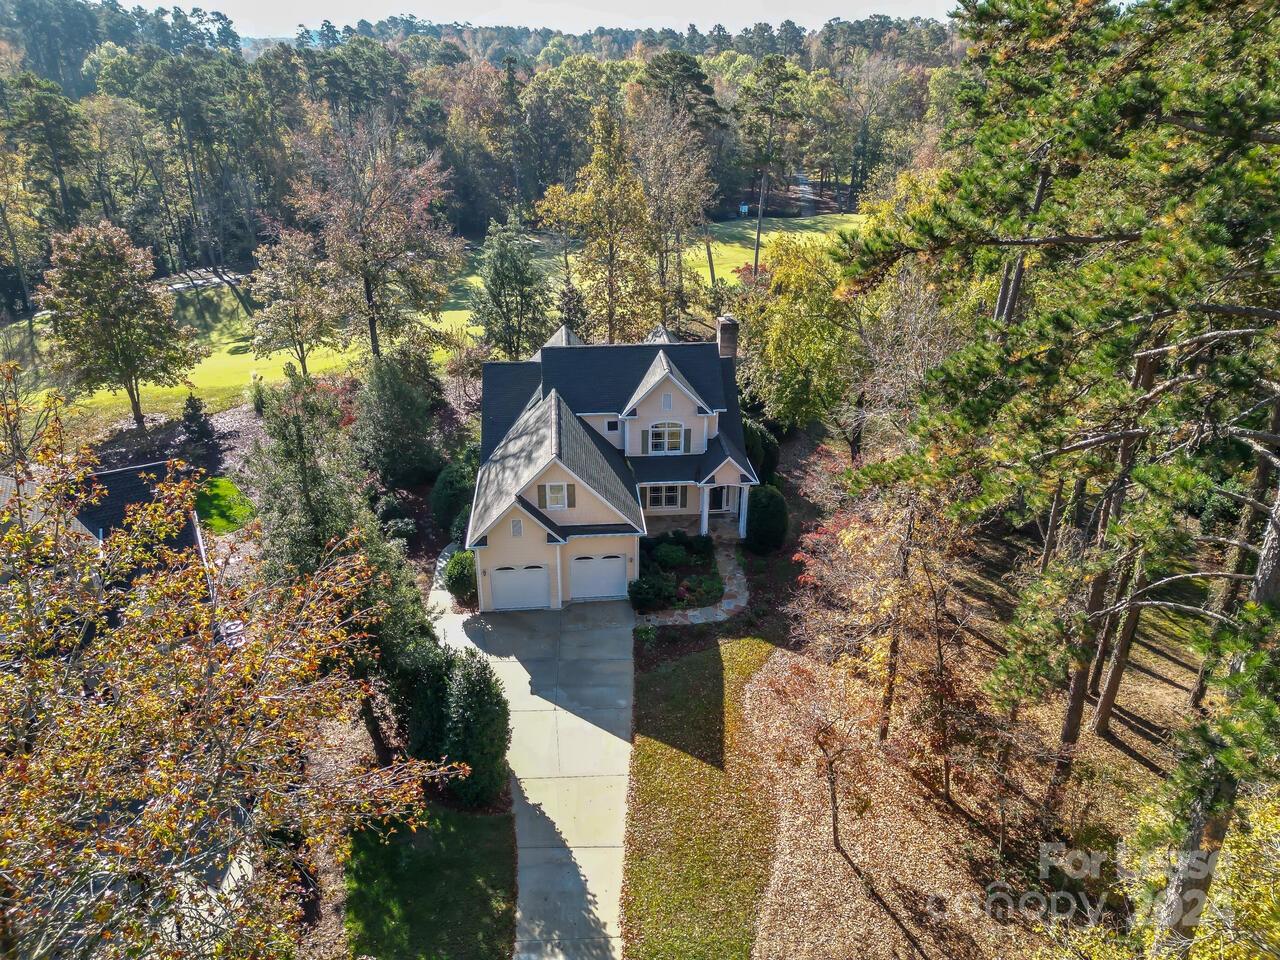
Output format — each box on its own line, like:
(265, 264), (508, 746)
(537, 342), (728, 414)
(77, 462), (201, 553)
(644, 324), (681, 344)
(468, 390), (645, 546)
(529, 324), (583, 361)
(622, 349), (710, 417)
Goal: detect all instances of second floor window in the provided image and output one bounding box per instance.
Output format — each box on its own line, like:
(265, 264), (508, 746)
(546, 482), (568, 510)
(650, 421), (683, 454)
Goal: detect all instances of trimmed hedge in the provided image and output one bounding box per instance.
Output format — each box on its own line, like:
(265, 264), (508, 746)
(745, 485), (788, 554)
(443, 549), (478, 607)
(444, 649), (511, 808)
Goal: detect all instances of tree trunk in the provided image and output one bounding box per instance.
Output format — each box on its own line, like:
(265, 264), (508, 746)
(126, 380), (145, 430)
(0, 204), (30, 317)
(1091, 566), (1147, 735)
(1040, 478), (1065, 574)
(364, 275), (381, 357)
(752, 169), (769, 276)
(847, 390), (866, 462)
(705, 234), (716, 285)
(1089, 559), (1134, 695)
(1190, 398), (1280, 707)
(1152, 475), (1280, 955)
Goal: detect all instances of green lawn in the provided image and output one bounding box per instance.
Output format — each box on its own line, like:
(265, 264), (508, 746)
(622, 636), (778, 960)
(345, 805), (516, 960)
(194, 475), (255, 534)
(8, 213), (863, 438)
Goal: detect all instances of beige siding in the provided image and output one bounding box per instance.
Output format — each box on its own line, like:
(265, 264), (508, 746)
(475, 503), (561, 611)
(561, 534), (640, 595)
(519, 463), (630, 526)
(624, 375), (712, 456)
(708, 460), (750, 487)
(581, 413), (623, 448)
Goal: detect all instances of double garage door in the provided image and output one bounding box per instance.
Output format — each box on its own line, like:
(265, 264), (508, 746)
(489, 554), (627, 610)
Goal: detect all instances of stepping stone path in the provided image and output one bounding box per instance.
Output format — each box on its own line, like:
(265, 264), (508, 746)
(638, 541), (750, 628)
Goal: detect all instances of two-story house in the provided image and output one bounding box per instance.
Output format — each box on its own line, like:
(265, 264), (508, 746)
(464, 317), (758, 612)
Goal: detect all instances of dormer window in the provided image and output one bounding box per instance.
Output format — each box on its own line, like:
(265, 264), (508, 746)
(546, 482), (568, 510)
(650, 421), (684, 454)
(661, 392), (673, 411)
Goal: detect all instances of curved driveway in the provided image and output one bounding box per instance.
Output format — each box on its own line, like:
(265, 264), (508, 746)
(434, 595), (634, 960)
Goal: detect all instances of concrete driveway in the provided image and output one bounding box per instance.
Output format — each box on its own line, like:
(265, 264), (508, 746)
(435, 599), (634, 960)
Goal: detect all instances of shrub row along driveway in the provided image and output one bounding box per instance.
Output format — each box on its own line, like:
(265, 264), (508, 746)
(434, 594), (635, 960)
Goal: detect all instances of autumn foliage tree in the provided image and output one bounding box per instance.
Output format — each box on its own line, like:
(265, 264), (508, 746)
(248, 228), (346, 376)
(37, 221), (205, 429)
(0, 364), (445, 958)
(292, 118), (463, 357)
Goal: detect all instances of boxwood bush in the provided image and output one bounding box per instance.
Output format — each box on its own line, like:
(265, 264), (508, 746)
(443, 549), (478, 607)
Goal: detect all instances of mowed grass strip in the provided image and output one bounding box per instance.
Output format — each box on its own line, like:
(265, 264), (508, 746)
(622, 636), (778, 960)
(194, 476), (255, 534)
(345, 804), (516, 960)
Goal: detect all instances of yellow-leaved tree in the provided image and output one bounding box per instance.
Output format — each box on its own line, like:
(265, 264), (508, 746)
(0, 364), (446, 958)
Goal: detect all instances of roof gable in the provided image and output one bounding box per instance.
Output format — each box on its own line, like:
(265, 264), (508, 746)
(467, 390), (643, 546)
(622, 350), (710, 417)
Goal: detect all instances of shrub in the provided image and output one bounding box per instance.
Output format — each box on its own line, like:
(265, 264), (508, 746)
(431, 450), (478, 534)
(687, 534), (716, 562)
(181, 392), (215, 445)
(676, 572), (724, 609)
(444, 649), (511, 808)
(628, 570), (677, 612)
(449, 502), (472, 545)
(248, 374), (266, 416)
(743, 418), (780, 481)
(652, 542), (691, 570)
(745, 485), (788, 554)
(443, 549), (478, 606)
(385, 636), (455, 763)
(353, 355), (444, 487)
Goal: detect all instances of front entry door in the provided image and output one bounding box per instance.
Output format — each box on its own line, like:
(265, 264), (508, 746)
(709, 486), (726, 511)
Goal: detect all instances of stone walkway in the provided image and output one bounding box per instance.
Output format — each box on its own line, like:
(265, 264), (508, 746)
(638, 541), (750, 628)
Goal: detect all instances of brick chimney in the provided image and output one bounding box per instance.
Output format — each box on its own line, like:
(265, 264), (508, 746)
(716, 315), (739, 358)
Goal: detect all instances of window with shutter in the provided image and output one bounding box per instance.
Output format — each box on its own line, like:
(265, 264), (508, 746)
(649, 421), (683, 454)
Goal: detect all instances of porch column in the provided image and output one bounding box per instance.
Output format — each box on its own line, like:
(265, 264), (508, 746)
(738, 485), (750, 538)
(699, 485), (709, 535)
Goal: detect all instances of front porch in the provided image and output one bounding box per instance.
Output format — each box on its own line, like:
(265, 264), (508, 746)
(640, 482), (750, 540)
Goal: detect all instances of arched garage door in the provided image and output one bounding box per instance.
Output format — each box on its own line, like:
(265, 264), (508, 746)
(570, 554), (627, 601)
(491, 564), (551, 610)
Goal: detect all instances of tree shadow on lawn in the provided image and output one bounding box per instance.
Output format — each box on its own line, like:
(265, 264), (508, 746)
(634, 633), (726, 770)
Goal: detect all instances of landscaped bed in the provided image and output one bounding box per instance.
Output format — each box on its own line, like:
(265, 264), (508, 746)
(629, 531), (724, 612)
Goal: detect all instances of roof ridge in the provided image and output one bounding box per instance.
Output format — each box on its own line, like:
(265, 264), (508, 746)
(549, 389), (561, 459)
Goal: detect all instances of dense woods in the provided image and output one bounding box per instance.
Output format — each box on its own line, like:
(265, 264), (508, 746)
(0, 0), (955, 318)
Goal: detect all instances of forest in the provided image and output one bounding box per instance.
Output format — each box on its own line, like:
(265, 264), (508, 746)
(0, 0), (1278, 959)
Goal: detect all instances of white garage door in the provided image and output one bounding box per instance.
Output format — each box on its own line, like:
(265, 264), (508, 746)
(491, 564), (551, 610)
(570, 554), (627, 601)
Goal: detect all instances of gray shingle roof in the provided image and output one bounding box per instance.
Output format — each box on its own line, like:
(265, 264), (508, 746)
(622, 349), (710, 417)
(480, 362), (543, 459)
(537, 342), (727, 414)
(528, 324), (585, 361)
(467, 390), (643, 547)
(644, 324), (681, 343)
